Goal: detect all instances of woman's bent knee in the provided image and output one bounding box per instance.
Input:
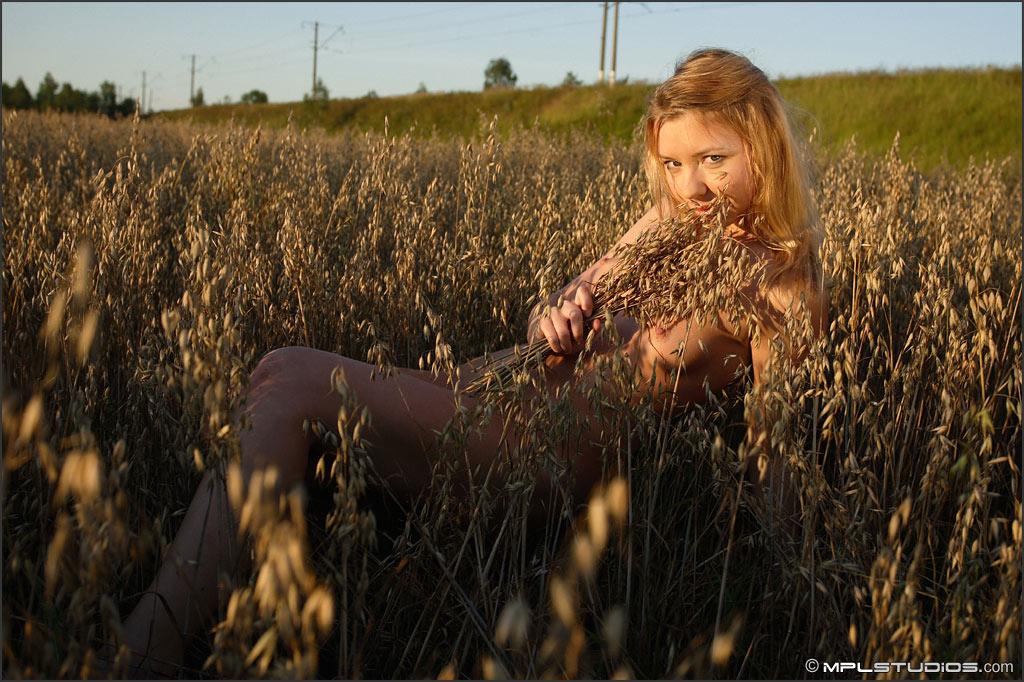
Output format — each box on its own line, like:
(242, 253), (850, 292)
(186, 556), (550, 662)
(249, 346), (310, 394)
(238, 347), (321, 484)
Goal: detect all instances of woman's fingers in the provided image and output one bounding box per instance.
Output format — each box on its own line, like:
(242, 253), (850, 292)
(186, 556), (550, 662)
(574, 283), (603, 332)
(541, 309), (567, 354)
(574, 283), (594, 317)
(539, 317), (560, 354)
(542, 290), (602, 356)
(550, 306), (574, 353)
(566, 305), (584, 346)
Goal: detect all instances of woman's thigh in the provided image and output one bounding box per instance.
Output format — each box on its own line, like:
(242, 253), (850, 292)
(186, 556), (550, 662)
(251, 348), (491, 497)
(250, 346), (612, 522)
(394, 347), (616, 499)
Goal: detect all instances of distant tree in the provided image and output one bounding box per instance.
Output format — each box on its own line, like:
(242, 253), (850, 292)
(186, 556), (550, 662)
(483, 57), (517, 90)
(54, 82), (89, 112)
(315, 78), (329, 100)
(191, 87), (205, 107)
(98, 81), (118, 116)
(562, 71), (582, 87)
(117, 96), (136, 117)
(2, 77), (34, 109)
(365, 89), (379, 99)
(53, 83), (76, 111)
(36, 72), (58, 109)
(240, 89), (268, 104)
(415, 82), (428, 94)
(221, 95), (232, 105)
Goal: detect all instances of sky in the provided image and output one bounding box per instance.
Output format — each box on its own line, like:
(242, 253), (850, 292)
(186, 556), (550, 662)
(2, 1), (1021, 112)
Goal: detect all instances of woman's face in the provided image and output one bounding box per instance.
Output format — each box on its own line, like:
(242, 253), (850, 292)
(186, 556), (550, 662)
(657, 111), (755, 228)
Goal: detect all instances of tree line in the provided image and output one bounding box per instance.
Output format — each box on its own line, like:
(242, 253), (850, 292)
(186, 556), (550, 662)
(1, 58), (588, 118)
(2, 73), (137, 117)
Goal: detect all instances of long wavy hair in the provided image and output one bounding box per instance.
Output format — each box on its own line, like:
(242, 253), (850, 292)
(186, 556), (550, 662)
(642, 48), (823, 293)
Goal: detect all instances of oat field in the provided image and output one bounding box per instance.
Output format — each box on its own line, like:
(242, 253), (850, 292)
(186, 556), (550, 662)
(2, 109), (1020, 679)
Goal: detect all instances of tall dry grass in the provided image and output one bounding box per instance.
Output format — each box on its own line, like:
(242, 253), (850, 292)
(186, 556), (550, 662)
(2, 109), (1020, 679)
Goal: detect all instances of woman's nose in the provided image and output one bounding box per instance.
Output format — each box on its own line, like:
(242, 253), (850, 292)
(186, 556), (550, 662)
(674, 167), (710, 201)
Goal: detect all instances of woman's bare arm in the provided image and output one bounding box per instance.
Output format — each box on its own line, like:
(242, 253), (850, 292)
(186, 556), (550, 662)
(526, 202), (668, 343)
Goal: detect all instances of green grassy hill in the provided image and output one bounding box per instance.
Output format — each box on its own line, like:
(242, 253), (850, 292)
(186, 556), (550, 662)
(157, 67), (1021, 172)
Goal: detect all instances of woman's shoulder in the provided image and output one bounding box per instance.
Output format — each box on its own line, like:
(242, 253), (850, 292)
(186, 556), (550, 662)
(723, 237), (829, 339)
(758, 257), (829, 340)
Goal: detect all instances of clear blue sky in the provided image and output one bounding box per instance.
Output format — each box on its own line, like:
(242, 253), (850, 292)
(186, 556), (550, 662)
(2, 1), (1021, 111)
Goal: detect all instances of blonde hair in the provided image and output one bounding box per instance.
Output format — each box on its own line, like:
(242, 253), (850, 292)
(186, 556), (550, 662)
(642, 48), (823, 293)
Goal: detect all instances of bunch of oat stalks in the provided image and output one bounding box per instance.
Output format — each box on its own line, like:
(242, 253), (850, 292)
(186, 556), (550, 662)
(467, 192), (768, 394)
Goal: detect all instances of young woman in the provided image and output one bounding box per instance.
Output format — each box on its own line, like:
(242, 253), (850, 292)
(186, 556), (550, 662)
(110, 47), (828, 677)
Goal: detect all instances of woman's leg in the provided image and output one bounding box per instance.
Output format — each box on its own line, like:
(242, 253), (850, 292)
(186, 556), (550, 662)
(117, 346), (600, 676)
(117, 346), (344, 676)
(115, 469), (235, 677)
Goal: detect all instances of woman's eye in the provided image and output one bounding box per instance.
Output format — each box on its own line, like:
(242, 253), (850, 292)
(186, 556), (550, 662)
(663, 160), (681, 169)
(704, 155), (724, 164)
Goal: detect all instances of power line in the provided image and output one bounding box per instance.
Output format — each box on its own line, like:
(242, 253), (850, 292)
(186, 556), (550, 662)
(191, 43), (307, 86)
(627, 1), (755, 17)
(340, 2), (577, 45)
(335, 2), (754, 57)
(337, 13), (614, 55)
(204, 44), (307, 67)
(340, 2), (488, 28)
(156, 28), (304, 92)
(319, 24), (345, 50)
(208, 27), (305, 58)
(198, 55), (311, 80)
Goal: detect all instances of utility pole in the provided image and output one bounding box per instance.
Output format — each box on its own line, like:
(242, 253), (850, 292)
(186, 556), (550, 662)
(598, 1), (608, 84)
(148, 89), (153, 114)
(312, 21), (319, 97)
(189, 54), (196, 106)
(140, 70), (146, 114)
(302, 20), (341, 100)
(609, 1), (619, 85)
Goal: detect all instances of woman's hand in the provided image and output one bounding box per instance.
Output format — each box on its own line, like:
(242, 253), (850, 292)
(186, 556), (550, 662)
(536, 282), (603, 356)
